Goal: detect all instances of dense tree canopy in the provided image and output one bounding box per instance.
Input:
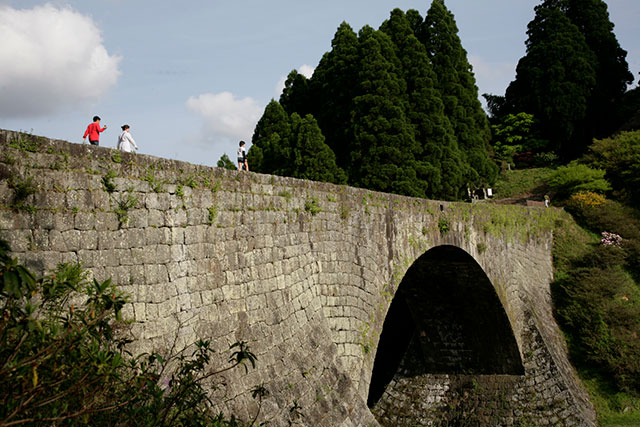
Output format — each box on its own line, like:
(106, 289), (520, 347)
(250, 1), (500, 200)
(563, 0), (634, 138)
(420, 0), (498, 188)
(500, 0), (632, 160)
(248, 100), (346, 184)
(505, 4), (596, 160)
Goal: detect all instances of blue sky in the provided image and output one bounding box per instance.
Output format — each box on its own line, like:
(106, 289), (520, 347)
(1, 0), (638, 167)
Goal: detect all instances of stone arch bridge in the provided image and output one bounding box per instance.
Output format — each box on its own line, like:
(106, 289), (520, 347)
(0, 130), (595, 425)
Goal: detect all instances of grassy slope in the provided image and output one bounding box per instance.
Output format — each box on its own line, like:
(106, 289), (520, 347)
(492, 167), (555, 201)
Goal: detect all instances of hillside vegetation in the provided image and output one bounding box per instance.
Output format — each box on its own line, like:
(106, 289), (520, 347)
(493, 131), (640, 425)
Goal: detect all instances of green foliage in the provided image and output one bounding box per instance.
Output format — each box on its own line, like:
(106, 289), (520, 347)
(115, 191), (138, 227)
(582, 375), (640, 426)
(248, 100), (291, 174)
(563, 0), (634, 139)
(304, 197), (322, 216)
(102, 170), (118, 193)
(249, 101), (346, 185)
(380, 9), (465, 199)
(251, 5), (497, 200)
(180, 175), (199, 189)
(111, 150), (122, 163)
(492, 167), (555, 199)
(8, 174), (38, 209)
(533, 151), (559, 167)
(501, 0), (632, 160)
(438, 217), (450, 234)
(477, 242), (487, 255)
(0, 240), (257, 426)
(207, 205), (218, 225)
(144, 168), (165, 193)
(305, 21), (360, 170)
(285, 113), (347, 184)
(554, 248), (640, 394)
(551, 180), (640, 421)
(504, 4), (596, 160)
(8, 133), (42, 152)
(547, 162), (611, 199)
(278, 190), (292, 201)
(348, 26), (422, 196)
(339, 204), (350, 220)
(583, 131), (640, 206)
(491, 113), (550, 166)
(217, 154), (237, 171)
(420, 0), (498, 188)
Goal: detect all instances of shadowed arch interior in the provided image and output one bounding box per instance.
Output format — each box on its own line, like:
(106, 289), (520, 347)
(367, 245), (524, 407)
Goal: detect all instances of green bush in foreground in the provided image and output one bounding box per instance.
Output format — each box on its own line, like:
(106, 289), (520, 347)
(0, 240), (258, 426)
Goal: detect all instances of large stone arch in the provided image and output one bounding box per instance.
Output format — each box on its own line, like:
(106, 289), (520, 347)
(367, 245), (525, 424)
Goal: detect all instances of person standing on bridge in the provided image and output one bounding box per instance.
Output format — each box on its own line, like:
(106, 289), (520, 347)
(237, 140), (249, 171)
(83, 116), (107, 146)
(117, 124), (138, 153)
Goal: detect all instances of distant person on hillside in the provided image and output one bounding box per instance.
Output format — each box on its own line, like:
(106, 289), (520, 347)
(83, 116), (107, 146)
(117, 124), (138, 153)
(237, 140), (249, 171)
(544, 194), (550, 208)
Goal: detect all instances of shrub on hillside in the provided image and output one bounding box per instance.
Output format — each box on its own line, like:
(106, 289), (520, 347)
(547, 162), (611, 199)
(567, 191), (607, 209)
(565, 198), (640, 279)
(553, 259), (640, 393)
(566, 198), (640, 241)
(0, 240), (257, 426)
(584, 131), (640, 206)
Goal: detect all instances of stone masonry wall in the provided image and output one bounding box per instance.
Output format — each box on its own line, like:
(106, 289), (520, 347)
(0, 130), (595, 425)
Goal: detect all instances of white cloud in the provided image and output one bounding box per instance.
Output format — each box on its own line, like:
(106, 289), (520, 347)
(298, 65), (314, 79)
(186, 91), (263, 147)
(274, 64), (315, 97)
(0, 4), (121, 117)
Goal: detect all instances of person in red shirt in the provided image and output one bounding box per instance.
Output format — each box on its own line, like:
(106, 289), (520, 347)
(83, 116), (107, 146)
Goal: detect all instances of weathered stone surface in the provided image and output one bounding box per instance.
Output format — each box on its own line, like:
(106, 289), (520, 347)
(0, 129), (595, 426)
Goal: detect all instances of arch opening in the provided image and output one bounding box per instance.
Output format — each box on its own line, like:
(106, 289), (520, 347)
(367, 245), (524, 408)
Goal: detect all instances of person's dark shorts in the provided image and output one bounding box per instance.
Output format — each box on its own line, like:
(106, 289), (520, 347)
(89, 140), (99, 146)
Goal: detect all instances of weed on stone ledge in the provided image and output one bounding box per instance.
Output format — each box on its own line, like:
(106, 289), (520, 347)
(304, 197), (322, 216)
(102, 170), (118, 193)
(114, 190), (138, 227)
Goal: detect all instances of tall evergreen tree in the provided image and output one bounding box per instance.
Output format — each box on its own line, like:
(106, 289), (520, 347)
(307, 22), (360, 171)
(285, 113), (347, 184)
(248, 100), (291, 174)
(248, 101), (345, 184)
(420, 0), (498, 187)
(563, 0), (634, 138)
(381, 9), (465, 199)
(504, 3), (596, 159)
(349, 26), (423, 197)
(279, 69), (311, 117)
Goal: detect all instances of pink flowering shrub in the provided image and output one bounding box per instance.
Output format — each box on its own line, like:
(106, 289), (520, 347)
(601, 231), (623, 247)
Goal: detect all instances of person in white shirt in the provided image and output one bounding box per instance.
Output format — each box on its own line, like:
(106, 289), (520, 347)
(237, 140), (249, 171)
(117, 124), (138, 153)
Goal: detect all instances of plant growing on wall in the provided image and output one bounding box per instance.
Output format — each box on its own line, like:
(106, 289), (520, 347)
(304, 197), (322, 216)
(114, 190), (138, 227)
(102, 170), (117, 193)
(8, 174), (38, 211)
